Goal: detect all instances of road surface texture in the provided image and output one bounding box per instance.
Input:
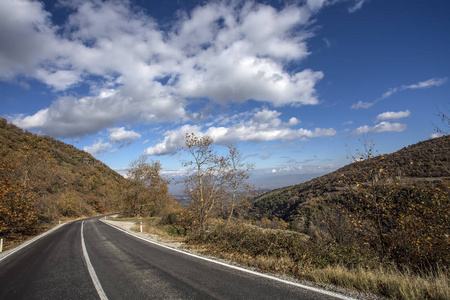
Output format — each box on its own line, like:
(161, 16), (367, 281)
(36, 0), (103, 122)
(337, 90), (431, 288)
(0, 217), (352, 299)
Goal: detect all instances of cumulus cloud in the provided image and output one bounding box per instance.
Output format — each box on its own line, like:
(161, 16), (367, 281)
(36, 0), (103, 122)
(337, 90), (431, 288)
(374, 110), (410, 122)
(351, 122), (407, 136)
(170, 2), (325, 106)
(351, 77), (447, 110)
(82, 127), (141, 156)
(108, 127), (141, 147)
(145, 109), (336, 156)
(2, 0), (328, 137)
(0, 0), (69, 84)
(11, 86), (185, 138)
(144, 124), (203, 156)
(83, 140), (111, 156)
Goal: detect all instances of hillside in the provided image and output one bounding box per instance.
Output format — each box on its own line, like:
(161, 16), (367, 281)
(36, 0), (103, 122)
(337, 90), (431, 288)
(249, 135), (449, 270)
(250, 135), (450, 221)
(0, 118), (127, 242)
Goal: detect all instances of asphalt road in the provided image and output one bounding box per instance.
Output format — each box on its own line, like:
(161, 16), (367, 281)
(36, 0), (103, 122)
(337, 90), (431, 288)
(0, 217), (350, 299)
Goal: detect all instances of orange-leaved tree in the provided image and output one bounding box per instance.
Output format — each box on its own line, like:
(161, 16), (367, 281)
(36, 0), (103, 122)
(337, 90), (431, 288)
(122, 155), (171, 217)
(0, 150), (38, 237)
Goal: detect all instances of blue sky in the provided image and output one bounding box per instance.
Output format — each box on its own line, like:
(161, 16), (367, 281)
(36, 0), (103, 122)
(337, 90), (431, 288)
(1, 0), (449, 193)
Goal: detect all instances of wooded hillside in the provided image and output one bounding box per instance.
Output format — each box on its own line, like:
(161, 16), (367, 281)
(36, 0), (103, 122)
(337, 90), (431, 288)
(0, 118), (126, 242)
(249, 135), (449, 270)
(251, 135), (450, 221)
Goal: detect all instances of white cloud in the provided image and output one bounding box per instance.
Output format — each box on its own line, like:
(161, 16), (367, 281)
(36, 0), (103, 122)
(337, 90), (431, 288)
(12, 95), (120, 137)
(381, 78), (447, 100)
(429, 132), (445, 139)
(161, 169), (189, 177)
(83, 140), (111, 156)
(145, 124), (203, 156)
(351, 121), (407, 136)
(348, 0), (369, 13)
(403, 77), (447, 89)
(287, 117), (300, 126)
(351, 101), (375, 110)
(381, 87), (398, 100)
(2, 0), (328, 137)
(145, 109), (336, 156)
(351, 77), (447, 109)
(12, 85), (185, 138)
(271, 166), (303, 173)
(252, 109), (282, 124)
(81, 127), (141, 156)
(172, 1), (325, 106)
(108, 127), (141, 147)
(374, 110), (410, 122)
(0, 0), (69, 83)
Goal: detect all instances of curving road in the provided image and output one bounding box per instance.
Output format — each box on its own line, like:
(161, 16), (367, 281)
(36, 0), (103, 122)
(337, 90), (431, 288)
(0, 217), (351, 299)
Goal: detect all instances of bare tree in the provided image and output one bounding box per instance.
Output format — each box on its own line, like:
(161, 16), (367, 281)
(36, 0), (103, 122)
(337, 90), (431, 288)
(181, 134), (254, 228)
(181, 133), (226, 229)
(434, 105), (449, 135)
(224, 145), (253, 223)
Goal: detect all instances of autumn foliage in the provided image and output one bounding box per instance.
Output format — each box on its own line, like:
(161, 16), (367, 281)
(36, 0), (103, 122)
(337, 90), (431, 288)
(0, 152), (37, 236)
(121, 155), (172, 217)
(0, 119), (126, 243)
(249, 135), (450, 273)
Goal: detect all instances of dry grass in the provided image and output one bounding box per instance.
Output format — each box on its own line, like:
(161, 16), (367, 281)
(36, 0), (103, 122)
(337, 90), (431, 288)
(202, 249), (449, 300)
(186, 222), (449, 300)
(115, 216), (450, 300)
(303, 265), (449, 300)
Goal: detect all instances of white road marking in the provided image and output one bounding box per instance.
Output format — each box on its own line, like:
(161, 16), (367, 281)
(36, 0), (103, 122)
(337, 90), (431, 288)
(101, 219), (354, 300)
(0, 223), (68, 262)
(81, 221), (108, 300)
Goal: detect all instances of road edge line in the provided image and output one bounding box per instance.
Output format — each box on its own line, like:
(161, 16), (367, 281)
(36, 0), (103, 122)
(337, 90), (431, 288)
(81, 221), (109, 300)
(100, 219), (354, 300)
(0, 223), (68, 262)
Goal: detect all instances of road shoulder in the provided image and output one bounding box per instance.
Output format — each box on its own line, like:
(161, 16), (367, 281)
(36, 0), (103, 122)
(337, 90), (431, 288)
(0, 223), (67, 262)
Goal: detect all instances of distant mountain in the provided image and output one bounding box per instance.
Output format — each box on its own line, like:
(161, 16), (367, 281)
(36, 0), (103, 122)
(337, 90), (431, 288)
(0, 119), (127, 239)
(250, 135), (450, 221)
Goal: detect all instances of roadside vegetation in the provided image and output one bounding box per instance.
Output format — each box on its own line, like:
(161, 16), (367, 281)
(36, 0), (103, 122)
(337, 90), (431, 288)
(115, 132), (449, 300)
(2, 117), (449, 299)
